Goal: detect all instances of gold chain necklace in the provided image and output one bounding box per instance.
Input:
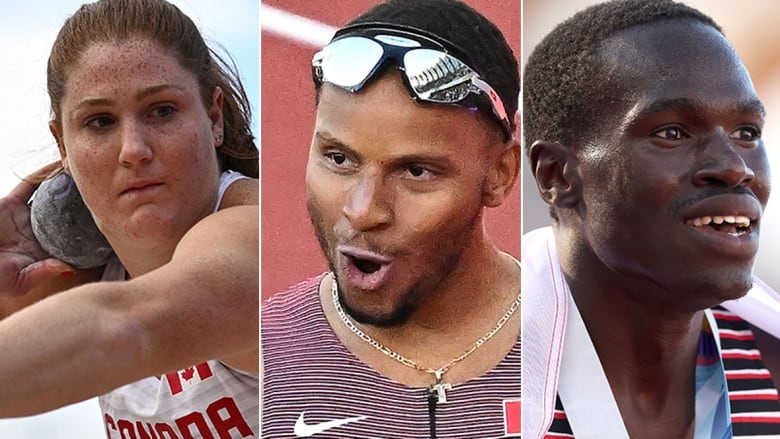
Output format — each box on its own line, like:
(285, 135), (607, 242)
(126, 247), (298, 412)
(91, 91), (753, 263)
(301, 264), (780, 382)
(331, 270), (520, 403)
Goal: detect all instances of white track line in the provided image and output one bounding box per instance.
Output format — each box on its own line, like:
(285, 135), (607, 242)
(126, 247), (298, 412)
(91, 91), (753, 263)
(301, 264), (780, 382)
(261, 4), (336, 48)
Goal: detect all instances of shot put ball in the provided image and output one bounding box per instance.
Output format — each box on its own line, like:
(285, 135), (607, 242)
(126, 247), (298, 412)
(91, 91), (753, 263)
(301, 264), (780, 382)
(30, 172), (114, 269)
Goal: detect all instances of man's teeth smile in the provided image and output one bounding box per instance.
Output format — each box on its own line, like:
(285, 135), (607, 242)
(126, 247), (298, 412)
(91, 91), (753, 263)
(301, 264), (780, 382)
(685, 215), (753, 236)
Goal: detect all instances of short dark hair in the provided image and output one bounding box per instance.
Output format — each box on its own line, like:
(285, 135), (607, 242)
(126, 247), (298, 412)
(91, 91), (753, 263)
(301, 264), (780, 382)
(522, 0), (721, 152)
(345, 0), (519, 134)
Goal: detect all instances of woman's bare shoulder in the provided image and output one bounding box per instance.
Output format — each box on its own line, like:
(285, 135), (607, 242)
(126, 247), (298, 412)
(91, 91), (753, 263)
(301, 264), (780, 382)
(219, 177), (258, 210)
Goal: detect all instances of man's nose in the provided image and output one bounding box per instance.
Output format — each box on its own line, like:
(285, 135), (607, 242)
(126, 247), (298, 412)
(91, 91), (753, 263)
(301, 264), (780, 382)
(342, 172), (392, 231)
(693, 133), (754, 188)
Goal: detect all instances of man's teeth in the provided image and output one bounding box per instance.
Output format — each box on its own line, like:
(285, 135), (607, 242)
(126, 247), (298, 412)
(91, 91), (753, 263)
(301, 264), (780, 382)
(686, 215), (751, 228)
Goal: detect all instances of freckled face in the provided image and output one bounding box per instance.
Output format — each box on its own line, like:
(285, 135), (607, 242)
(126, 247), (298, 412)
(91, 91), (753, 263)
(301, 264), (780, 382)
(56, 38), (222, 248)
(306, 71), (501, 326)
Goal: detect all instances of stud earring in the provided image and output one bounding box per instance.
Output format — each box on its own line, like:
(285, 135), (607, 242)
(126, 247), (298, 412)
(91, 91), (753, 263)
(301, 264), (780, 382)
(215, 134), (224, 147)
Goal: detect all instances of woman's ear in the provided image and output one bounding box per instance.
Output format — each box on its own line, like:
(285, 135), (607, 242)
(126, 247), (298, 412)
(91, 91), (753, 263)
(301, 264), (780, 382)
(210, 86), (225, 147)
(49, 121), (69, 173)
(528, 140), (581, 209)
(482, 138), (521, 208)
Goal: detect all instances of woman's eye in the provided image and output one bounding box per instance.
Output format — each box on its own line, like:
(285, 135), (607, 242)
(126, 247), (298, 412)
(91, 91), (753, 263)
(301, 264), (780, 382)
(151, 105), (176, 118)
(731, 126), (761, 142)
(652, 126), (686, 140)
(85, 115), (115, 129)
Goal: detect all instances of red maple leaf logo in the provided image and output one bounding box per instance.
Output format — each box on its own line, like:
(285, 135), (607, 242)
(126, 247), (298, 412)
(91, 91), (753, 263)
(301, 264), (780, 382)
(181, 367), (195, 381)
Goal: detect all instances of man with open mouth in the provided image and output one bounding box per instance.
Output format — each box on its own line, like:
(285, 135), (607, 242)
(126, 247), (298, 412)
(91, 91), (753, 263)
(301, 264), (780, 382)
(261, 1), (521, 438)
(522, 0), (780, 437)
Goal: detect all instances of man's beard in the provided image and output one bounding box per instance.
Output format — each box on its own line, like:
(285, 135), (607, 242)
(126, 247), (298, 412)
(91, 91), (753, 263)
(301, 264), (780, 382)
(306, 198), (415, 327)
(305, 188), (482, 328)
(335, 275), (417, 327)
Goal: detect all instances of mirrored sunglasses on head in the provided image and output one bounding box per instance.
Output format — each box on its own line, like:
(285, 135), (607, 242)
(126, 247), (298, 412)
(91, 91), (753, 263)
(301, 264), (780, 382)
(312, 23), (513, 141)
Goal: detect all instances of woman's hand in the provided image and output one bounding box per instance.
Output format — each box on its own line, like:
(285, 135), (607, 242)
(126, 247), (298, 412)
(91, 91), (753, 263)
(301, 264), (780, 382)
(0, 165), (74, 296)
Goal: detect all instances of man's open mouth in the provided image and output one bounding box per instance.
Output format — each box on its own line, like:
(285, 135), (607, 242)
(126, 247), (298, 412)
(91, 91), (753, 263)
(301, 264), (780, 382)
(685, 214), (753, 237)
(337, 246), (394, 291)
(349, 256), (383, 274)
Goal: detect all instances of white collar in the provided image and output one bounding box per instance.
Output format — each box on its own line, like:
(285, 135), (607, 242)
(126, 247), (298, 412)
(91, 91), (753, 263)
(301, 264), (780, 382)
(522, 226), (777, 438)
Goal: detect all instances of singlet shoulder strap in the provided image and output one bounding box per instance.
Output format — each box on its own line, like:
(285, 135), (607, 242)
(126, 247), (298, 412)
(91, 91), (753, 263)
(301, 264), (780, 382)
(214, 170), (250, 213)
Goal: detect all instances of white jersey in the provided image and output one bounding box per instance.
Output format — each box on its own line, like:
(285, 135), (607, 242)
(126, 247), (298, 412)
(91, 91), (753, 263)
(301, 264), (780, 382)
(99, 171), (259, 438)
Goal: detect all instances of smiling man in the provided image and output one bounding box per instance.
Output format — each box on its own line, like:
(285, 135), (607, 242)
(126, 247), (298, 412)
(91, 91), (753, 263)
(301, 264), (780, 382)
(261, 0), (520, 438)
(522, 0), (780, 437)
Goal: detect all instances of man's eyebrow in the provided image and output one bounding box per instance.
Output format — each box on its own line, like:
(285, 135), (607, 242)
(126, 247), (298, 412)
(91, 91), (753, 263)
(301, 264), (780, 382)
(315, 130), (346, 147)
(314, 131), (360, 157)
(737, 99), (767, 118)
(314, 131), (456, 167)
(624, 97), (767, 126)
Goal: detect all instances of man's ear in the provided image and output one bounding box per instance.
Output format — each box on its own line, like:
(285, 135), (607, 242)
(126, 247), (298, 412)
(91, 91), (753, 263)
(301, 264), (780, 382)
(482, 138), (521, 207)
(528, 140), (581, 209)
(49, 121), (69, 173)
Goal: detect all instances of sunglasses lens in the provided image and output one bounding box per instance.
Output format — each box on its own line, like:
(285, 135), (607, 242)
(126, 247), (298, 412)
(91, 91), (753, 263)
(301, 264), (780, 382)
(317, 37), (383, 91)
(314, 32), (512, 139)
(403, 49), (473, 102)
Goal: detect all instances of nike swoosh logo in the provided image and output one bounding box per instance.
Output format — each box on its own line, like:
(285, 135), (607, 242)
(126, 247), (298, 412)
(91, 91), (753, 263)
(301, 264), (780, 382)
(293, 412), (367, 437)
